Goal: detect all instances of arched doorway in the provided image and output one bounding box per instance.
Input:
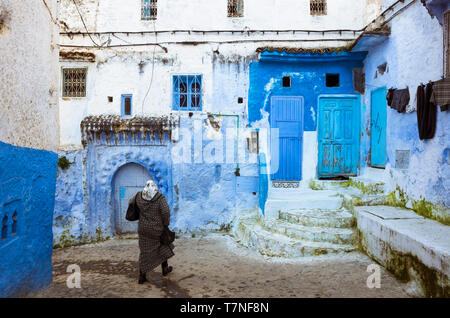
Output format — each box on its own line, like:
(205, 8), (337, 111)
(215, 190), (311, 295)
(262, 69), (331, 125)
(113, 163), (153, 233)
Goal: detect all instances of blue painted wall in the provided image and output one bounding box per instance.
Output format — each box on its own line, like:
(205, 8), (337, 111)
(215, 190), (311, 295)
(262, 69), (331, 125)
(0, 141), (57, 297)
(248, 51), (366, 130)
(53, 115), (259, 243)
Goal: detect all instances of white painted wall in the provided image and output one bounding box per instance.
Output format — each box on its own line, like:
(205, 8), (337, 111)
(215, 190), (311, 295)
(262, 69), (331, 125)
(0, 0), (59, 151)
(60, 0), (371, 32)
(58, 0), (381, 148)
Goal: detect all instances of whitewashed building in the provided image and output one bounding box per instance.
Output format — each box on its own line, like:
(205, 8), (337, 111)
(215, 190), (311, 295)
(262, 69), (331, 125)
(55, 0), (449, 262)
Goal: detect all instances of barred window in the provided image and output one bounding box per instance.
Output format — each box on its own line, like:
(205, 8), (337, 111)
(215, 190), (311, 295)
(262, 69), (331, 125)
(173, 75), (202, 111)
(62, 68), (87, 98)
(228, 0), (244, 18)
(142, 0), (157, 20)
(310, 0), (327, 16)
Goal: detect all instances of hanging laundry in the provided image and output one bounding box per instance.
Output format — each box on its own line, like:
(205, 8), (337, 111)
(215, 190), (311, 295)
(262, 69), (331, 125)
(387, 88), (410, 113)
(352, 68), (365, 94)
(416, 83), (437, 140)
(430, 77), (450, 111)
(386, 88), (395, 106)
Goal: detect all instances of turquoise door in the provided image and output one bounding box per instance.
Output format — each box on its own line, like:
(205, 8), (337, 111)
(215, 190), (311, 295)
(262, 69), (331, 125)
(270, 96), (304, 181)
(318, 96), (359, 178)
(370, 87), (387, 168)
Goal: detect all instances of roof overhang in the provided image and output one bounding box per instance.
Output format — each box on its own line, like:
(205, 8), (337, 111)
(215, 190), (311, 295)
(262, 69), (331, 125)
(350, 30), (390, 52)
(258, 49), (368, 63)
(421, 0), (450, 24)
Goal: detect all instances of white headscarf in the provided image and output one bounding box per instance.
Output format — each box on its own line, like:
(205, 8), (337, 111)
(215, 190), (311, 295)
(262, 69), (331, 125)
(142, 179), (159, 201)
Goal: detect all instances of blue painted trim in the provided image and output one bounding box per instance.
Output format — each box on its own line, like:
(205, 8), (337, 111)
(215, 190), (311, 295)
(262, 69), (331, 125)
(259, 50), (368, 63)
(121, 94), (133, 118)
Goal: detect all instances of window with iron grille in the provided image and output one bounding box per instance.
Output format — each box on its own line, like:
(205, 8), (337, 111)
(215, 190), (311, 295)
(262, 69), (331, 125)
(62, 68), (87, 98)
(173, 75), (202, 111)
(142, 0), (157, 20)
(228, 0), (244, 17)
(310, 0), (327, 16)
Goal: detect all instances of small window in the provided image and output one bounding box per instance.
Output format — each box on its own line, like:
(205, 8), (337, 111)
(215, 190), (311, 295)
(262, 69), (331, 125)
(63, 68), (87, 98)
(228, 0), (244, 17)
(283, 76), (291, 88)
(1, 216), (7, 240)
(238, 97), (244, 104)
(326, 74), (340, 87)
(173, 75), (202, 111)
(108, 96), (113, 103)
(121, 95), (133, 117)
(142, 0), (157, 20)
(310, 0), (327, 16)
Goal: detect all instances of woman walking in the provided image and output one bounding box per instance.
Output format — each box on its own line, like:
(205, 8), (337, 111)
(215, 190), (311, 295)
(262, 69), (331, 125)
(128, 179), (174, 284)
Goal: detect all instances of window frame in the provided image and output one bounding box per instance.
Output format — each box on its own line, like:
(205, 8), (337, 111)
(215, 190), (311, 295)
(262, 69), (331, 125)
(227, 0), (244, 18)
(310, 0), (327, 16)
(121, 94), (133, 118)
(172, 74), (203, 111)
(141, 0), (158, 21)
(62, 67), (87, 98)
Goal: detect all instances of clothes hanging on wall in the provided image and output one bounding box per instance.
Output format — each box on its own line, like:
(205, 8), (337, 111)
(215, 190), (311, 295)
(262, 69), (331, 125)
(352, 68), (365, 94)
(387, 88), (410, 113)
(416, 83), (437, 140)
(430, 77), (450, 111)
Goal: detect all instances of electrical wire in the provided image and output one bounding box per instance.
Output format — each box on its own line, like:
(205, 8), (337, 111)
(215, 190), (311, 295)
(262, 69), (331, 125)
(141, 22), (158, 115)
(71, 0), (101, 47)
(42, 0), (59, 25)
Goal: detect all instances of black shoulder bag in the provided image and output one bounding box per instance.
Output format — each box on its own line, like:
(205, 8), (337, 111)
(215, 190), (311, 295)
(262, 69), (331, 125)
(125, 192), (140, 221)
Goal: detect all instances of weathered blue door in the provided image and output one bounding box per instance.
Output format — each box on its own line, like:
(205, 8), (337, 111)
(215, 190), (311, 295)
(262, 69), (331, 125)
(370, 87), (387, 168)
(270, 96), (304, 181)
(113, 163), (152, 233)
(318, 96), (359, 178)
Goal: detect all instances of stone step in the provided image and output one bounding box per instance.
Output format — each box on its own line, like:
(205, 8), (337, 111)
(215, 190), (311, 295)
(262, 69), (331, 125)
(263, 218), (356, 245)
(265, 190), (343, 218)
(279, 209), (356, 228)
(234, 218), (356, 258)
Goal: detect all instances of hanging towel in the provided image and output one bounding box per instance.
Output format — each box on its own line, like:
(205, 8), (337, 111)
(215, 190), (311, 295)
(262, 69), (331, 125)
(417, 83), (437, 140)
(390, 88), (410, 113)
(430, 77), (450, 111)
(386, 88), (395, 106)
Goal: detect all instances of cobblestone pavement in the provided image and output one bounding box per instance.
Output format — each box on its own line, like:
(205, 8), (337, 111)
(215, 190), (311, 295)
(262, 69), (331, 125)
(29, 233), (411, 298)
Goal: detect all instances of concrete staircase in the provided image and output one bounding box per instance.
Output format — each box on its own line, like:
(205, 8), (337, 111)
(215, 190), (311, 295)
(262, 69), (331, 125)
(232, 189), (358, 258)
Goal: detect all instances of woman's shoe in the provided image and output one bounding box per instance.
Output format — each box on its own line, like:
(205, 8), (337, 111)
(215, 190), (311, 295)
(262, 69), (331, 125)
(138, 271), (147, 284)
(162, 266), (173, 276)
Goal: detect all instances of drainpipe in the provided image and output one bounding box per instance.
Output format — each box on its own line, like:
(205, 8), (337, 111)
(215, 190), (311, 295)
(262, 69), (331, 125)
(209, 113), (241, 176)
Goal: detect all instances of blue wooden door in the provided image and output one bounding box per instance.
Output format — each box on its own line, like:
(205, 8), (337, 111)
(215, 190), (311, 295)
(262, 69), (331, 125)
(113, 163), (152, 233)
(371, 87), (387, 168)
(270, 96), (304, 181)
(318, 96), (359, 178)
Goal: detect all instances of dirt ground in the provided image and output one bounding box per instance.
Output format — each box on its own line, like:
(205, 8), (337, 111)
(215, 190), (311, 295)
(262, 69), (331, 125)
(29, 233), (411, 298)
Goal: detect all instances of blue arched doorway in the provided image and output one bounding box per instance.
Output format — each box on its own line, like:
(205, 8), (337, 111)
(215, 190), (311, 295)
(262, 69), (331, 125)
(113, 163), (153, 233)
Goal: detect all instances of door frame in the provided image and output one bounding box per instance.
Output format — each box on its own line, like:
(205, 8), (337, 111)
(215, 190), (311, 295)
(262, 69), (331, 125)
(269, 96), (304, 181)
(317, 94), (361, 178)
(370, 86), (387, 169)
